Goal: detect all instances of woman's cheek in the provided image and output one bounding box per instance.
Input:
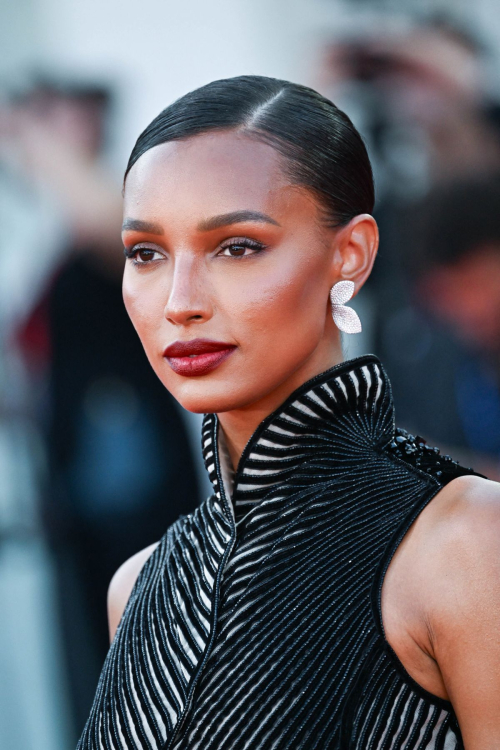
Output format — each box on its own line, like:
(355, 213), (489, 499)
(247, 259), (322, 320)
(229, 267), (323, 357)
(122, 270), (146, 325)
(123, 280), (163, 358)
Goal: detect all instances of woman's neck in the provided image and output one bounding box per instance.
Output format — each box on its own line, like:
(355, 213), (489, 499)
(217, 343), (344, 471)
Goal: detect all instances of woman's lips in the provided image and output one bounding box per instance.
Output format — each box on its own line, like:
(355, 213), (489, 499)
(163, 339), (237, 377)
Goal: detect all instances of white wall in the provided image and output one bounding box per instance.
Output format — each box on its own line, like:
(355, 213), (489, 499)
(4, 0), (500, 168)
(30, 0), (315, 168)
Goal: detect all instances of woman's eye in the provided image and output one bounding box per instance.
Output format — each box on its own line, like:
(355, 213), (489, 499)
(137, 248), (161, 262)
(218, 239), (265, 258)
(124, 247), (163, 264)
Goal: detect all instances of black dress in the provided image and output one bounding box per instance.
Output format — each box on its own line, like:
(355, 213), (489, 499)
(78, 354), (482, 749)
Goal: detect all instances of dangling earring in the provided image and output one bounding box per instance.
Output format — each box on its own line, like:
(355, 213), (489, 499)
(330, 280), (362, 334)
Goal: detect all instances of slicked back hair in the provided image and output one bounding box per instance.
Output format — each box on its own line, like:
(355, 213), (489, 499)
(125, 75), (374, 227)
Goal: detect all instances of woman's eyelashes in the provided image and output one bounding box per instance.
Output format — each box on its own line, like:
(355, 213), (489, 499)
(123, 236), (267, 265)
(123, 246), (164, 265)
(216, 237), (266, 258)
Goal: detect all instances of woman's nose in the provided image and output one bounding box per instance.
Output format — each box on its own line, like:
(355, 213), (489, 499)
(163, 256), (212, 326)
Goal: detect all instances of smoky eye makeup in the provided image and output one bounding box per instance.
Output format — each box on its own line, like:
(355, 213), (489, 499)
(123, 243), (165, 264)
(217, 237), (267, 258)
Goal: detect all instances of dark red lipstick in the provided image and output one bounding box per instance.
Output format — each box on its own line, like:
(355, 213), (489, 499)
(163, 339), (236, 377)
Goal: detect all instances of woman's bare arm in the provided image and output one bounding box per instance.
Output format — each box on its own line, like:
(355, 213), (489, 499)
(423, 476), (500, 748)
(107, 542), (159, 642)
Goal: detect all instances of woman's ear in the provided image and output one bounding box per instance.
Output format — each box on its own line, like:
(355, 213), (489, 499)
(330, 214), (379, 294)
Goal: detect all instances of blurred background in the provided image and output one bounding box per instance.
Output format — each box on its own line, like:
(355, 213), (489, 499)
(2, 0), (500, 747)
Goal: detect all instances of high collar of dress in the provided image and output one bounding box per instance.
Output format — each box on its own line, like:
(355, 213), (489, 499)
(201, 354), (395, 523)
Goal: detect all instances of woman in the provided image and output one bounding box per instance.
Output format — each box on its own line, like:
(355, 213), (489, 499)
(78, 76), (500, 749)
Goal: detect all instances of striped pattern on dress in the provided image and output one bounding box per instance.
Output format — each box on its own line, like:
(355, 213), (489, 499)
(78, 354), (474, 749)
(223, 359), (387, 523)
(77, 497), (233, 749)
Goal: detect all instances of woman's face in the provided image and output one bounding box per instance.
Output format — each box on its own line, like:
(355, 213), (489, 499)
(122, 131), (346, 414)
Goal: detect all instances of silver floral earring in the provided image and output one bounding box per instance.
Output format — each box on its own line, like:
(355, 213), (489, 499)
(330, 280), (362, 334)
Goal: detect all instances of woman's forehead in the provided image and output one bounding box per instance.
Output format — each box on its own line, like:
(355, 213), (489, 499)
(123, 131), (316, 229)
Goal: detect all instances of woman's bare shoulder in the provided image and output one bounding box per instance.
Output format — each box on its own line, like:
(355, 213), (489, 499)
(416, 475), (500, 741)
(415, 474), (500, 567)
(107, 541), (160, 642)
(383, 474), (500, 702)
(384, 474), (500, 630)
(410, 473), (500, 645)
(427, 473), (500, 530)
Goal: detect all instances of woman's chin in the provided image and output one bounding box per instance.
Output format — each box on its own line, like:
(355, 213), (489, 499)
(165, 378), (254, 415)
(175, 395), (246, 415)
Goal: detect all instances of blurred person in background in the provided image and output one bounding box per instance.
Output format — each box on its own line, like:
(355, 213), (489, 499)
(324, 17), (500, 187)
(381, 175), (500, 480)
(1, 78), (201, 739)
(77, 75), (500, 750)
(321, 15), (500, 318)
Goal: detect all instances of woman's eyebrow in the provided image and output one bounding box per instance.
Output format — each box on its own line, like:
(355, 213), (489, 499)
(122, 219), (164, 234)
(197, 210), (281, 232)
(122, 211), (280, 235)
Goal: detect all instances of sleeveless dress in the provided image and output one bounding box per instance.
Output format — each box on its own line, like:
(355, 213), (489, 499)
(78, 354), (482, 749)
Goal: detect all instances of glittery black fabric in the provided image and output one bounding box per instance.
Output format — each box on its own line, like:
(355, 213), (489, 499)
(387, 428), (479, 483)
(78, 354), (481, 750)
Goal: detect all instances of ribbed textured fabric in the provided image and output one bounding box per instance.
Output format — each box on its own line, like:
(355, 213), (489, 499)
(78, 354), (479, 750)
